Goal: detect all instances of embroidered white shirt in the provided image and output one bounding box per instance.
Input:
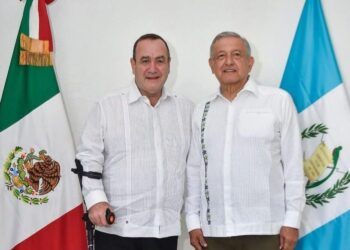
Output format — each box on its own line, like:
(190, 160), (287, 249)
(77, 83), (193, 238)
(185, 79), (305, 237)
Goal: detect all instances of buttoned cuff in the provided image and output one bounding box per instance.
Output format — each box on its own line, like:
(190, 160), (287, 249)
(283, 210), (302, 229)
(186, 214), (201, 232)
(85, 190), (108, 210)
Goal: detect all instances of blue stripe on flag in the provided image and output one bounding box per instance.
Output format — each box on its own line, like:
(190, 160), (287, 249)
(296, 210), (350, 250)
(280, 0), (342, 113)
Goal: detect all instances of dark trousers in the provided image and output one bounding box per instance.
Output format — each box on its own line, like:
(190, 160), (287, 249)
(205, 235), (280, 250)
(94, 230), (178, 250)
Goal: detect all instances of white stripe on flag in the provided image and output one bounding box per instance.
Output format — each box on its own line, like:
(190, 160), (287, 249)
(29, 0), (39, 39)
(299, 84), (350, 237)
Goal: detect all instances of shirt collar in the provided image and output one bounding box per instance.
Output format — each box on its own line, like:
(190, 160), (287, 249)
(211, 77), (259, 102)
(127, 81), (170, 105)
(242, 77), (258, 96)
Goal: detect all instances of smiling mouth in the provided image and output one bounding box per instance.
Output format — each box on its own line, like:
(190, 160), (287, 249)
(146, 76), (160, 80)
(223, 69), (237, 73)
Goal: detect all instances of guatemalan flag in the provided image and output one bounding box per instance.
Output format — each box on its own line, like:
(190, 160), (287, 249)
(0, 0), (87, 249)
(280, 0), (350, 249)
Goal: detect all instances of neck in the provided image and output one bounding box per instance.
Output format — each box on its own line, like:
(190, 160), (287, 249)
(220, 80), (246, 101)
(148, 94), (161, 106)
(136, 85), (163, 107)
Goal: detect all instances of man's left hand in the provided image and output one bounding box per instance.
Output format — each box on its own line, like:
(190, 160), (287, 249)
(279, 226), (299, 250)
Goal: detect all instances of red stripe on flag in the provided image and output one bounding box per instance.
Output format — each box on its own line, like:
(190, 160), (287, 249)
(38, 0), (53, 51)
(13, 204), (88, 250)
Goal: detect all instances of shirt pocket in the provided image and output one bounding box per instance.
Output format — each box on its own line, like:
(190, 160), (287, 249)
(237, 109), (275, 140)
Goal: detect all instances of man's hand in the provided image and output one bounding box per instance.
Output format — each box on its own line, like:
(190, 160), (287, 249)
(279, 226), (299, 250)
(189, 228), (207, 250)
(88, 202), (114, 226)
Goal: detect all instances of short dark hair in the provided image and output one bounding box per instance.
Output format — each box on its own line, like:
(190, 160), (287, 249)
(132, 33), (171, 61)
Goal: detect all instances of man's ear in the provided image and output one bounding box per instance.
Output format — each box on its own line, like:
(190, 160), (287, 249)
(208, 58), (214, 73)
(248, 56), (255, 72)
(168, 57), (171, 74)
(130, 58), (136, 74)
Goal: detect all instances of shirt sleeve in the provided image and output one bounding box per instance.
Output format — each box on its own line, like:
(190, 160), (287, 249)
(280, 93), (306, 229)
(76, 102), (108, 209)
(185, 106), (204, 232)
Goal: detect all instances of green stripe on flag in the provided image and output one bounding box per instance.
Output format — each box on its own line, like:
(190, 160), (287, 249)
(0, 0), (59, 132)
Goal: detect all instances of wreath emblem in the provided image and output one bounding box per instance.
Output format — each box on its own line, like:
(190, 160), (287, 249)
(302, 123), (350, 208)
(3, 146), (61, 205)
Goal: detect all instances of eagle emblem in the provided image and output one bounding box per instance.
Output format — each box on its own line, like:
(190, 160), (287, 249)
(3, 146), (61, 205)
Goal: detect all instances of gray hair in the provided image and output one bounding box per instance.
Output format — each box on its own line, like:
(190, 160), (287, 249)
(210, 31), (251, 58)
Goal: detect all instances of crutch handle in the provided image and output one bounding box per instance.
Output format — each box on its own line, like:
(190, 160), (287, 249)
(105, 208), (115, 225)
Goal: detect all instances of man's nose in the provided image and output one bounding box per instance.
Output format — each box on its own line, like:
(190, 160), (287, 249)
(225, 55), (233, 65)
(224, 55), (234, 65)
(148, 60), (157, 72)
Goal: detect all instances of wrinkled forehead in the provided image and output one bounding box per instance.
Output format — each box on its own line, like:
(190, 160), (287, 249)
(213, 37), (245, 51)
(211, 36), (251, 58)
(134, 39), (170, 59)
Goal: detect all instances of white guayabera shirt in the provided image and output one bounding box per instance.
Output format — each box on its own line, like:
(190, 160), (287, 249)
(185, 78), (305, 237)
(77, 83), (193, 238)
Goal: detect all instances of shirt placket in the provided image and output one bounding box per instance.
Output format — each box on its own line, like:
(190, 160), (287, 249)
(223, 102), (235, 223)
(121, 94), (132, 226)
(152, 108), (164, 231)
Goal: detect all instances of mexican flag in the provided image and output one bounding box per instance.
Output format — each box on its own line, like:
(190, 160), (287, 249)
(280, 0), (350, 249)
(0, 0), (87, 249)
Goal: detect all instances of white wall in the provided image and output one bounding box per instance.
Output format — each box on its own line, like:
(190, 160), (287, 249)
(1, 1), (349, 249)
